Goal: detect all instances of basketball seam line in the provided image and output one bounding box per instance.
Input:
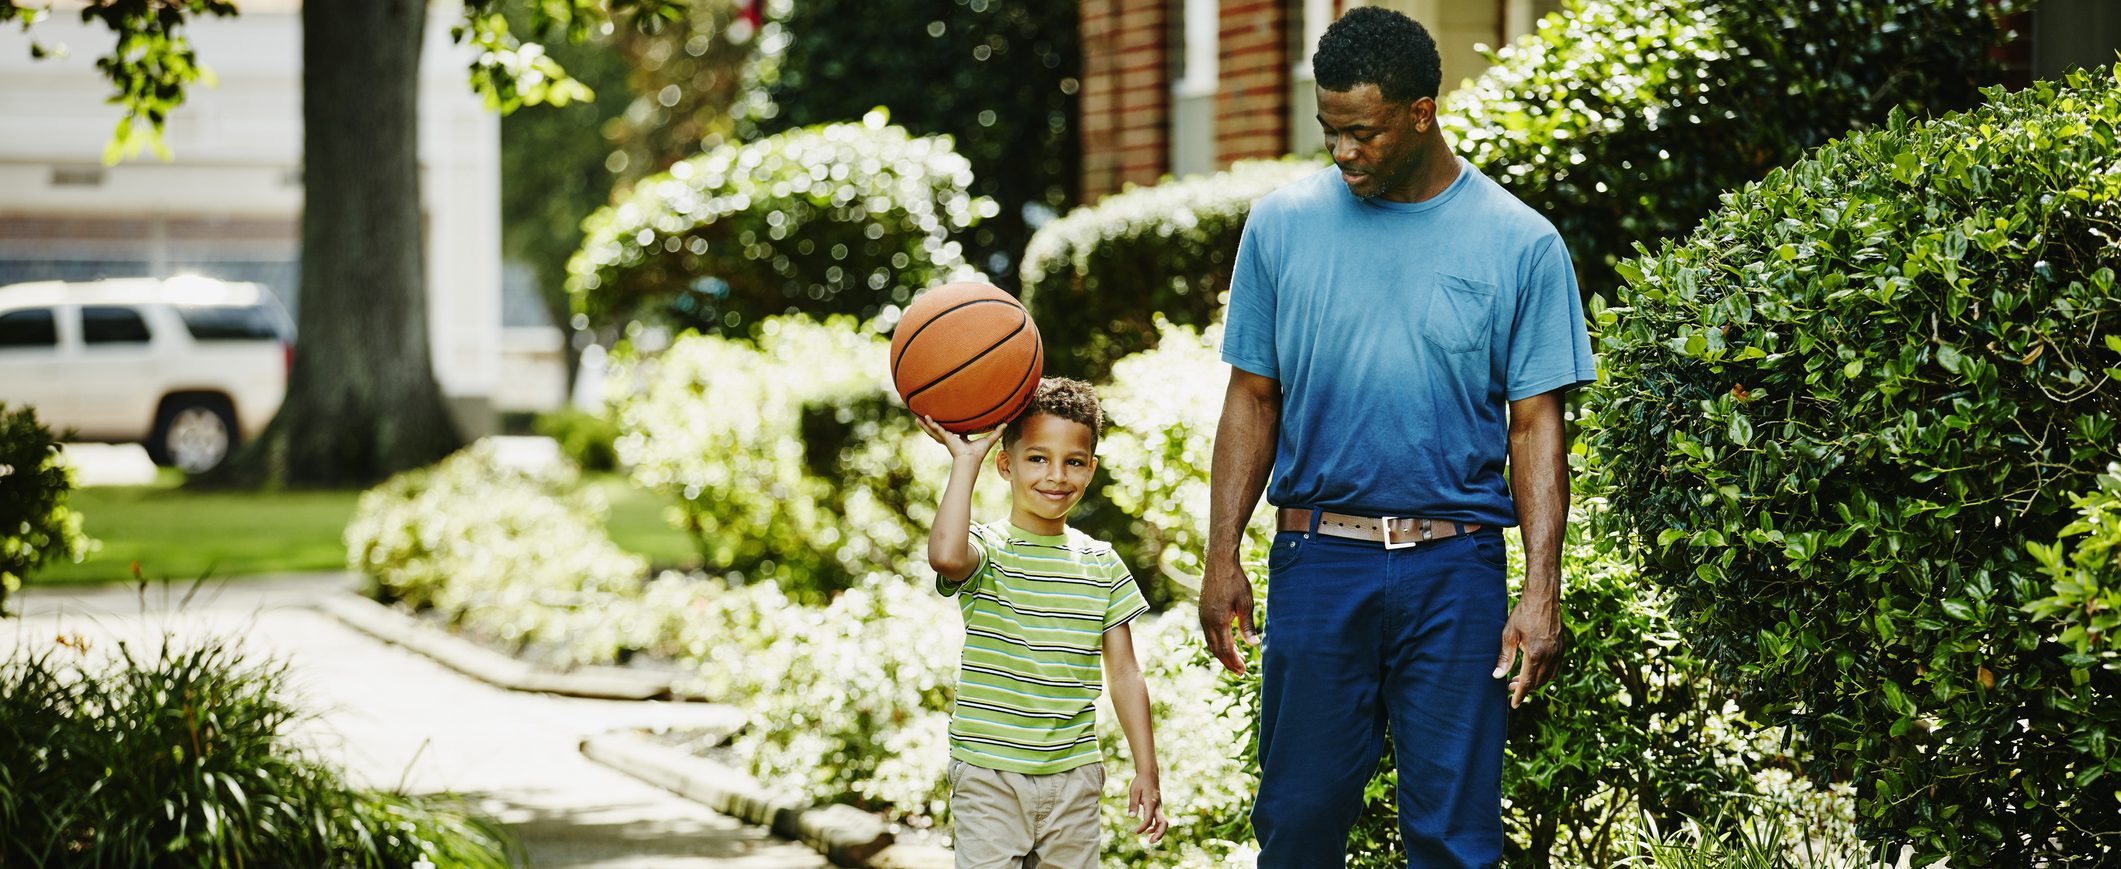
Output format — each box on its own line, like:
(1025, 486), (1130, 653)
(903, 316), (1029, 406)
(892, 297), (1020, 374)
(937, 325), (1043, 426)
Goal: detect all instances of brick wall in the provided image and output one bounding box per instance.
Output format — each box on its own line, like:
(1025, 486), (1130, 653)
(1078, 0), (1169, 200)
(1215, 0), (1291, 164)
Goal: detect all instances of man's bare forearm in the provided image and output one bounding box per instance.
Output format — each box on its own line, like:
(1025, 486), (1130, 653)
(1209, 370), (1279, 565)
(1507, 391), (1568, 601)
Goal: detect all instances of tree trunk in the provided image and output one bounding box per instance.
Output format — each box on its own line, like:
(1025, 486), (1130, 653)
(208, 0), (461, 488)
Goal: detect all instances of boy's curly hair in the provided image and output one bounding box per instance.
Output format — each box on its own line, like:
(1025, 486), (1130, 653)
(1002, 377), (1105, 449)
(1313, 5), (1441, 103)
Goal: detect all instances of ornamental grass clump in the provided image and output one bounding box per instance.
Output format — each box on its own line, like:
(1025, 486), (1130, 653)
(1584, 67), (2121, 863)
(0, 633), (512, 867)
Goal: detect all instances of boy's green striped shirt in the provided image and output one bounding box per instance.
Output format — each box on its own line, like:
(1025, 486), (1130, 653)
(939, 520), (1149, 774)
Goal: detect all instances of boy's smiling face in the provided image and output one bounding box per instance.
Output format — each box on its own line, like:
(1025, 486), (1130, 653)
(996, 412), (1098, 536)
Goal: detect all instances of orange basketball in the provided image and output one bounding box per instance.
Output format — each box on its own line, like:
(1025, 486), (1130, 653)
(890, 282), (1044, 434)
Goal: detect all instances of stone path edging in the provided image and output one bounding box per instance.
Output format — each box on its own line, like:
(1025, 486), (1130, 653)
(581, 731), (953, 869)
(317, 593), (673, 701)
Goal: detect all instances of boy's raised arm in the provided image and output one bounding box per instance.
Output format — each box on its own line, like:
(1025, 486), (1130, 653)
(917, 415), (998, 584)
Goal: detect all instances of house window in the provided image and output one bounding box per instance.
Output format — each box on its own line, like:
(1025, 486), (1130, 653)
(1170, 0), (1218, 177)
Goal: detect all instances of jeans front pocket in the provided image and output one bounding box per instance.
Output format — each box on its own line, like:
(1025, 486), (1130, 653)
(1266, 530), (1307, 575)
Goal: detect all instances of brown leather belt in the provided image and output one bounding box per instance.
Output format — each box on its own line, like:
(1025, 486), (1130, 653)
(1278, 508), (1483, 550)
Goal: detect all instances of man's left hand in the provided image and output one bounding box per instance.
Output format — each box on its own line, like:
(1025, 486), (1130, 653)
(1494, 595), (1563, 709)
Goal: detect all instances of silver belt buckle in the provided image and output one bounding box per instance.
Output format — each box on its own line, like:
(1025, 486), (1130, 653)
(1379, 516), (1430, 550)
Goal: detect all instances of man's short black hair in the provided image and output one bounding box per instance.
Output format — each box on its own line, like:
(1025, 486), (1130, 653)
(1312, 6), (1442, 103)
(1002, 377), (1104, 449)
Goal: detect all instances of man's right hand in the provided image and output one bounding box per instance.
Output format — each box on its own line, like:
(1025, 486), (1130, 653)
(1198, 556), (1260, 674)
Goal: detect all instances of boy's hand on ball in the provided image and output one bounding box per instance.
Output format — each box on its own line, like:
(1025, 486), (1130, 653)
(917, 415), (998, 462)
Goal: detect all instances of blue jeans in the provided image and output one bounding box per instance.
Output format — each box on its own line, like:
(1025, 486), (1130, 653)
(1252, 522), (1510, 869)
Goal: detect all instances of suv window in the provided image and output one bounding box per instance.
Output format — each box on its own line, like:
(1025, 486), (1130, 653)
(178, 304), (285, 341)
(0, 308), (57, 348)
(83, 305), (152, 345)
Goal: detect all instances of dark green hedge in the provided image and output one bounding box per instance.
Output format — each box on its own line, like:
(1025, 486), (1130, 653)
(1446, 0), (2019, 302)
(1582, 68), (2121, 864)
(1020, 0), (2021, 381)
(1018, 158), (1319, 379)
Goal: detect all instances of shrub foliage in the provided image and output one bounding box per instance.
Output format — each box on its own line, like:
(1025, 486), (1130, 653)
(1018, 159), (1318, 379)
(1444, 0), (2020, 300)
(568, 116), (990, 334)
(345, 440), (650, 667)
(605, 315), (1007, 602)
(744, 0), (1079, 285)
(1582, 69), (2121, 863)
(0, 403), (89, 614)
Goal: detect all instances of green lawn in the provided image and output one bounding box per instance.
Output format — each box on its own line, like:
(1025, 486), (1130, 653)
(37, 477), (363, 585)
(33, 472), (700, 586)
(593, 475), (704, 572)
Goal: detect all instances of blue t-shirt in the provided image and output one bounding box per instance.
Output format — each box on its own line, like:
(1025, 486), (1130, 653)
(1219, 160), (1596, 527)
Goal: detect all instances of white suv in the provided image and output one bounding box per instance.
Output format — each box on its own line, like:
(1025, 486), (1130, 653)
(0, 276), (293, 474)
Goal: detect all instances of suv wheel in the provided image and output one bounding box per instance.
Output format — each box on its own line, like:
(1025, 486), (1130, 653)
(150, 397), (237, 474)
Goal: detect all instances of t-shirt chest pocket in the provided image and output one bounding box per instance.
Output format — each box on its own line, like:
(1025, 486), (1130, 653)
(1420, 274), (1499, 354)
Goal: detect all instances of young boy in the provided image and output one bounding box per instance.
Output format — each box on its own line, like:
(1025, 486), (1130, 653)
(916, 376), (1169, 868)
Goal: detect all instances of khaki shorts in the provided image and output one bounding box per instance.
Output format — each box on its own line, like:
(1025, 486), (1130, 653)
(948, 758), (1105, 869)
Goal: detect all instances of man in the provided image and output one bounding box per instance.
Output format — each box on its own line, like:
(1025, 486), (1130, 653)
(1197, 7), (1595, 867)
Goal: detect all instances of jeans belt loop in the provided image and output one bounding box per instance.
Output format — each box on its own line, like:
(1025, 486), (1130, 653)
(1305, 508), (1321, 539)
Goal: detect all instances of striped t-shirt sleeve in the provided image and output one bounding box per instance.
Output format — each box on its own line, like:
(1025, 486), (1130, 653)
(1102, 555), (1150, 631)
(937, 524), (996, 597)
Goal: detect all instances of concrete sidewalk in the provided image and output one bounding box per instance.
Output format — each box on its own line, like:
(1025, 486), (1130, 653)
(7, 574), (827, 869)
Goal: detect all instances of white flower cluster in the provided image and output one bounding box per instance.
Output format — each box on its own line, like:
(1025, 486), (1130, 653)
(567, 117), (990, 327)
(343, 440), (649, 668)
(1099, 319), (1278, 586)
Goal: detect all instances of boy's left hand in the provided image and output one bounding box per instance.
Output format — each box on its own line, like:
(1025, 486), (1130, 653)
(1128, 772), (1167, 844)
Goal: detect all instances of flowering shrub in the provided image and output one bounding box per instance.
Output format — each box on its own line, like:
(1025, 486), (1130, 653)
(745, 0), (1080, 286)
(343, 440), (649, 668)
(725, 573), (960, 825)
(568, 114), (990, 334)
(607, 314), (1007, 603)
(1096, 610), (1256, 866)
(1098, 318), (1279, 594)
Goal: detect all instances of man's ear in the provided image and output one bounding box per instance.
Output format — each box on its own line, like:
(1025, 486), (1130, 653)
(1411, 96), (1437, 134)
(995, 447), (1012, 480)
